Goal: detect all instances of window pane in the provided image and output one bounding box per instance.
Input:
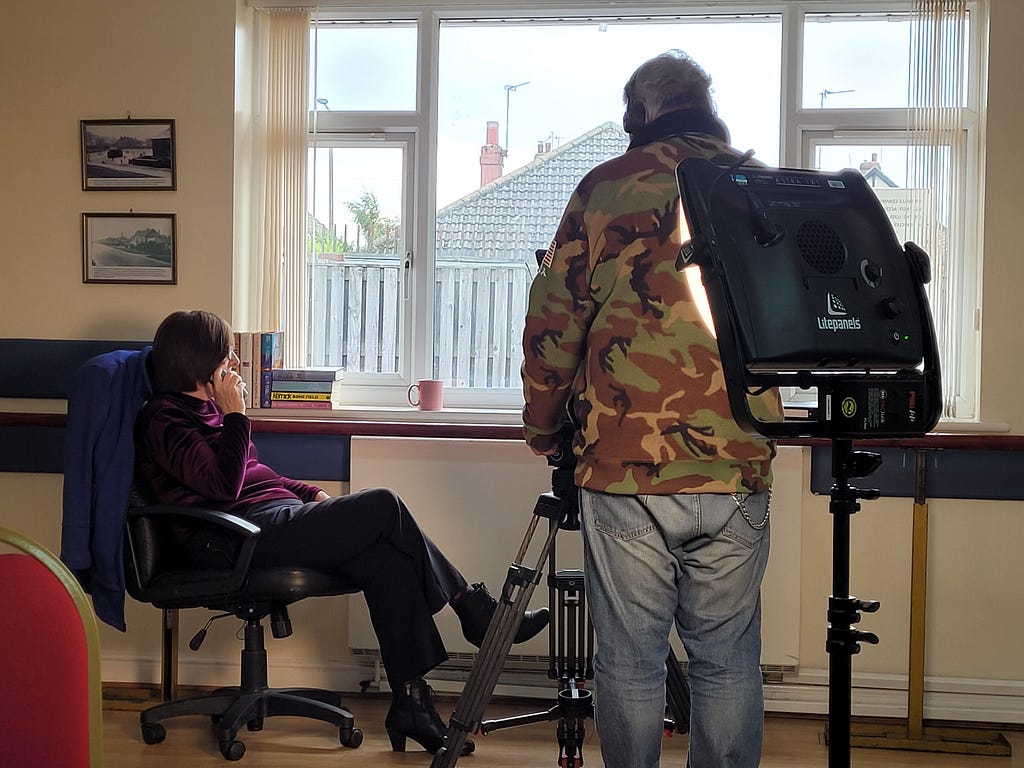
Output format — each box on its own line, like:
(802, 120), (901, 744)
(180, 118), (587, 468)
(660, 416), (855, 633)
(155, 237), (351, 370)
(803, 14), (912, 109)
(310, 23), (417, 111)
(307, 146), (404, 373)
(436, 16), (781, 387)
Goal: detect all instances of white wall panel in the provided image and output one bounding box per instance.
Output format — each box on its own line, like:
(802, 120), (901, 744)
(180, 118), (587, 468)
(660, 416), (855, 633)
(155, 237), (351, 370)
(349, 437), (802, 669)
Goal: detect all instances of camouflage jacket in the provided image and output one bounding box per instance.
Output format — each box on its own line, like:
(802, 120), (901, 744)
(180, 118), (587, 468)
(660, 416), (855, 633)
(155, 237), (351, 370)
(521, 129), (782, 495)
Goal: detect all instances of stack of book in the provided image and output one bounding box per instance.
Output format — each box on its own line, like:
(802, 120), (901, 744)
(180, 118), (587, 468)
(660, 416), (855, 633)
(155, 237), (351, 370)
(269, 367), (344, 409)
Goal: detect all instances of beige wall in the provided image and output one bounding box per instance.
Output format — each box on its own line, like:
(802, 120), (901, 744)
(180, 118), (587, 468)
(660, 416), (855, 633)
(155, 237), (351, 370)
(2, 0), (1024, 719)
(0, 0), (237, 340)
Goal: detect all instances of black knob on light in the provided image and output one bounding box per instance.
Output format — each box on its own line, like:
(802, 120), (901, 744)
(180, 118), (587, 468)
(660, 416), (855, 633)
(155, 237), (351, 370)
(880, 297), (902, 319)
(861, 259), (882, 287)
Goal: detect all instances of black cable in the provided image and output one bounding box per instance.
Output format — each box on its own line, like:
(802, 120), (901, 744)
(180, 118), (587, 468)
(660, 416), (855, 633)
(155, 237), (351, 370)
(678, 149), (754, 270)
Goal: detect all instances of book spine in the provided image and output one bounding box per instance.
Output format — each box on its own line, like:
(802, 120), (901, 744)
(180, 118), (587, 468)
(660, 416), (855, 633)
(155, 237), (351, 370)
(260, 370), (274, 409)
(238, 332), (254, 402)
(250, 331), (262, 408)
(259, 331), (284, 408)
(270, 391), (337, 401)
(270, 379), (337, 393)
(272, 369), (343, 382)
(269, 400), (337, 409)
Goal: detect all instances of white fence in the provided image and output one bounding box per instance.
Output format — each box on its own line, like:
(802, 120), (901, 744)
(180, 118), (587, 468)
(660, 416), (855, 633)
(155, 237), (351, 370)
(309, 256), (535, 387)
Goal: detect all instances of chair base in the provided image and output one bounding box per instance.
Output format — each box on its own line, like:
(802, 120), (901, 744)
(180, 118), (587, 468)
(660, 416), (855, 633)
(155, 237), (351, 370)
(139, 618), (362, 760)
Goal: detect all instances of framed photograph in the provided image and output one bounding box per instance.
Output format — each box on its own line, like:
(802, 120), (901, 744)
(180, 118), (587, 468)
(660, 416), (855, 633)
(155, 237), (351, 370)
(80, 119), (176, 190)
(82, 213), (177, 284)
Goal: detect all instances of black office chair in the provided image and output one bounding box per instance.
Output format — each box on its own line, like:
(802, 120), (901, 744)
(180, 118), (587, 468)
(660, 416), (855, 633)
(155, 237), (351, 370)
(123, 499), (364, 761)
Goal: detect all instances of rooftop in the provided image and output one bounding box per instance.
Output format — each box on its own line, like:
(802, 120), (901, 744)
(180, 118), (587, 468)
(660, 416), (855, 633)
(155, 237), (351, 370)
(436, 121), (629, 264)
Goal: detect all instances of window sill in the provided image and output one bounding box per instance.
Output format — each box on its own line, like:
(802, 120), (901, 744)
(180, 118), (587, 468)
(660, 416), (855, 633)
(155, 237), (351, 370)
(933, 418), (1010, 434)
(251, 403), (522, 424)
(248, 405), (526, 440)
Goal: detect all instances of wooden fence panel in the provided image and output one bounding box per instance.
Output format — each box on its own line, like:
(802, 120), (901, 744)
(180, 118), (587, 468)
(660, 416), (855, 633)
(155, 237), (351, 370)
(345, 268), (366, 372)
(454, 268), (473, 385)
(381, 268), (399, 372)
(363, 266), (382, 372)
(471, 271), (493, 387)
(437, 269), (457, 384)
(310, 260), (532, 386)
(309, 269), (329, 365)
(509, 270), (529, 387)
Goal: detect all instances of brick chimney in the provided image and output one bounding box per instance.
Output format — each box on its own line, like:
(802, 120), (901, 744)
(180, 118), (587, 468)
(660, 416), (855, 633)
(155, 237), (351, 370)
(859, 152), (881, 174)
(479, 120), (504, 187)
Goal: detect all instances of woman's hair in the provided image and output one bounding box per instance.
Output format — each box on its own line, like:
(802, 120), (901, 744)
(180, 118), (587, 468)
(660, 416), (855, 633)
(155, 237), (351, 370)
(623, 49), (716, 126)
(151, 310), (233, 393)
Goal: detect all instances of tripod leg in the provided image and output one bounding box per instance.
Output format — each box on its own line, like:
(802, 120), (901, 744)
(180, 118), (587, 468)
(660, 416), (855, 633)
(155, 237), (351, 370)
(557, 716), (587, 768)
(431, 494), (562, 768)
(555, 681), (593, 768)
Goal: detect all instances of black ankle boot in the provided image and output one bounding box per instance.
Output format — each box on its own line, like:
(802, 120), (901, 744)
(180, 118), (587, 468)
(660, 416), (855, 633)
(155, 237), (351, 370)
(453, 582), (550, 648)
(385, 679), (475, 756)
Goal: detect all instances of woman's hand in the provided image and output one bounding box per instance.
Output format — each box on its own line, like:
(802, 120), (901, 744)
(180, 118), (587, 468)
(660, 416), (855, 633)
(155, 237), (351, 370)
(210, 366), (247, 415)
(314, 490), (331, 502)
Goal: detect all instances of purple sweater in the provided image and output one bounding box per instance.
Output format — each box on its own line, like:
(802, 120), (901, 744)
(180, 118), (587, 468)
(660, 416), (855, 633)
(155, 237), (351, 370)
(135, 392), (321, 513)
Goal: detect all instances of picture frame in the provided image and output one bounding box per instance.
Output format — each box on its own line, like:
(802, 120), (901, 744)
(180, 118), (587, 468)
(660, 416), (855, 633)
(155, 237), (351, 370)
(82, 212), (177, 285)
(80, 119), (176, 191)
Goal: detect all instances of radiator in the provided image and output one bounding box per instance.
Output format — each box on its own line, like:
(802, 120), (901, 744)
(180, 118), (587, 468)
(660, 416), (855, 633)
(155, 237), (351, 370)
(348, 437), (802, 677)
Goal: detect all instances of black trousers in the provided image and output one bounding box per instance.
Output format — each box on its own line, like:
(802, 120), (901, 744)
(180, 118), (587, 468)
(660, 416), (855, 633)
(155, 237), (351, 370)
(242, 488), (467, 685)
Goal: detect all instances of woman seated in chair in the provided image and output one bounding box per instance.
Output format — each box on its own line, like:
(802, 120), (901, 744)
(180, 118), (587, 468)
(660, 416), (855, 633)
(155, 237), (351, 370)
(135, 310), (549, 756)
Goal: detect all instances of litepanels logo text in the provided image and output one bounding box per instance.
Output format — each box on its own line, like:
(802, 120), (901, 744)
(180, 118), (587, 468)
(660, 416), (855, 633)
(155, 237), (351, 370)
(817, 292), (862, 332)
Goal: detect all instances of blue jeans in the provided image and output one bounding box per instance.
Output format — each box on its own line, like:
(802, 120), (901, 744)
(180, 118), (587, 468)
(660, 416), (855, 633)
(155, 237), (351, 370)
(579, 488), (771, 768)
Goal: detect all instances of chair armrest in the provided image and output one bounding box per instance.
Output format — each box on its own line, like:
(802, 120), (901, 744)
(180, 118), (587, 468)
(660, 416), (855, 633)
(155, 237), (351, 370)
(124, 505), (262, 604)
(126, 504), (261, 536)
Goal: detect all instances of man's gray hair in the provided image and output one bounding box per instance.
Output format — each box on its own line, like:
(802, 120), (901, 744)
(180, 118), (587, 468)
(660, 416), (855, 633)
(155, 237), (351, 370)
(623, 50), (716, 119)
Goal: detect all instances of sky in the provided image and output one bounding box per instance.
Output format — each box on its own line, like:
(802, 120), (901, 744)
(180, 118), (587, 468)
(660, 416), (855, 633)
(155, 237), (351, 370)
(307, 13), (919, 244)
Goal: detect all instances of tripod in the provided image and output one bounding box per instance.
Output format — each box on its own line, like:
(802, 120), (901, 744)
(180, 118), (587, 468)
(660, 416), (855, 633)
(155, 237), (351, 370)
(431, 488), (691, 768)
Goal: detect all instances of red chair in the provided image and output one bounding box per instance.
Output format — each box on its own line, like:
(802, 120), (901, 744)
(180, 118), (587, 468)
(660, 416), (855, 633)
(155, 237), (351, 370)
(0, 526), (104, 767)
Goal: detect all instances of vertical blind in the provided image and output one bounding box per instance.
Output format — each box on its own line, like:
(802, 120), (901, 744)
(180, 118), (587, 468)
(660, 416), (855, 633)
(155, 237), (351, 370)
(908, 0), (969, 418)
(252, 8), (310, 367)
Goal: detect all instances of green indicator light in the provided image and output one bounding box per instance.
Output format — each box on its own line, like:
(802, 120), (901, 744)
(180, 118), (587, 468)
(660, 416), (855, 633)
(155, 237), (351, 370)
(903, 334), (910, 341)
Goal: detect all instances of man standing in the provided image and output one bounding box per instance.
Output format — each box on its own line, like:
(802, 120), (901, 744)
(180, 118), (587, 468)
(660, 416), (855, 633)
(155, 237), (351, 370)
(520, 51), (782, 768)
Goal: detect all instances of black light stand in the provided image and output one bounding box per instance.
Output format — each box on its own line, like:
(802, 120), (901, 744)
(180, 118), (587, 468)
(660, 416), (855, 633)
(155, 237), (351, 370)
(823, 438), (882, 767)
(675, 157), (943, 768)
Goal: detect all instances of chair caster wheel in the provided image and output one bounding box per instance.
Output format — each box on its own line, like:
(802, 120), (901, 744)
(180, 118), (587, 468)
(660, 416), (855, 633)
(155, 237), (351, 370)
(141, 722), (166, 745)
(220, 739), (246, 761)
(340, 726), (363, 748)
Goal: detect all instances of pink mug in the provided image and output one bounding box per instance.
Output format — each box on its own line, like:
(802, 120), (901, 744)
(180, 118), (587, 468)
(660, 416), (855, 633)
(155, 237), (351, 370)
(408, 379), (444, 411)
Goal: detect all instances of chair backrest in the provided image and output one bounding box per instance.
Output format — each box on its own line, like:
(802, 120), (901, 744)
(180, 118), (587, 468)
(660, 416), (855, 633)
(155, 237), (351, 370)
(0, 527), (104, 768)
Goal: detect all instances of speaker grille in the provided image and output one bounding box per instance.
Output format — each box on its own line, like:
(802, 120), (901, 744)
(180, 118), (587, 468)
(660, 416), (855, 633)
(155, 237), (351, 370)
(797, 220), (846, 274)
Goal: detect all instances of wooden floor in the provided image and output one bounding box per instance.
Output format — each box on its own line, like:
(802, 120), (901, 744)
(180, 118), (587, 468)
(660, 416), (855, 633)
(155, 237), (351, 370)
(102, 693), (1024, 767)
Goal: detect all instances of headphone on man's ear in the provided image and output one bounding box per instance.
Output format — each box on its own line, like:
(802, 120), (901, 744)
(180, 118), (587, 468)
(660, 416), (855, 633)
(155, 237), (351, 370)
(623, 99), (646, 134)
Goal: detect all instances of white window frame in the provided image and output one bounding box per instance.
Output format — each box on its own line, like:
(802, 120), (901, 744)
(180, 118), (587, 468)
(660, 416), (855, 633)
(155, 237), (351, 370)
(288, 0), (984, 419)
(306, 129), (418, 406)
